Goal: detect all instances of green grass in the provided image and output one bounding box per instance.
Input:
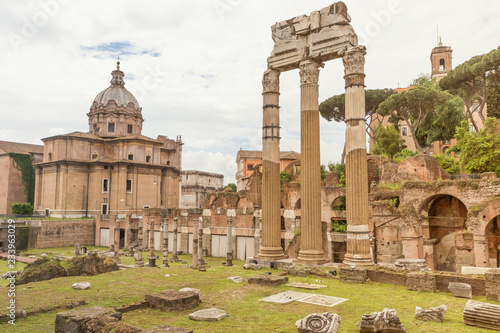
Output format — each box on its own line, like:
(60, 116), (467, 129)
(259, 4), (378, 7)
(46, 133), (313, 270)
(0, 247), (498, 332)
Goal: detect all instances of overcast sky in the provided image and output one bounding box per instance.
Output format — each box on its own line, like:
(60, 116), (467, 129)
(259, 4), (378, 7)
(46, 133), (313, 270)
(1, 0), (499, 184)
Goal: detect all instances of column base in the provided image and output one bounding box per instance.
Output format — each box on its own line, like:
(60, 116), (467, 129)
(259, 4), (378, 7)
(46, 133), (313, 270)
(343, 253), (374, 266)
(296, 249), (328, 265)
(255, 246), (286, 260)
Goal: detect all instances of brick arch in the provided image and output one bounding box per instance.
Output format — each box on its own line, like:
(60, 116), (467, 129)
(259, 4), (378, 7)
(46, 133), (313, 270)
(331, 195), (346, 210)
(417, 193), (468, 219)
(479, 199), (500, 232)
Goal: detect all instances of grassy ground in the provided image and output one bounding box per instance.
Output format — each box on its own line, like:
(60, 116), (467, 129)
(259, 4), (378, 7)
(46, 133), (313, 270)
(0, 246), (498, 332)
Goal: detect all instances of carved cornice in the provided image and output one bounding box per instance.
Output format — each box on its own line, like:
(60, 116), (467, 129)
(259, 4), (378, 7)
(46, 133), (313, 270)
(262, 69), (280, 93)
(299, 60), (323, 85)
(341, 45), (367, 76)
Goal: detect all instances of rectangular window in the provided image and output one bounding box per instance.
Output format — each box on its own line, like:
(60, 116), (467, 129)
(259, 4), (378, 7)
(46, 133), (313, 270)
(127, 124), (133, 133)
(108, 123), (115, 132)
(128, 154), (133, 161)
(101, 204), (108, 215)
(248, 164), (254, 171)
(146, 155), (151, 163)
(402, 127), (408, 137)
(126, 179), (132, 193)
(102, 178), (109, 193)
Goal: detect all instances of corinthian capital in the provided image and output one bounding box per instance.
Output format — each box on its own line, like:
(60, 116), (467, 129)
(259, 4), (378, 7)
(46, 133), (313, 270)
(299, 60), (323, 85)
(262, 69), (280, 93)
(341, 45), (367, 76)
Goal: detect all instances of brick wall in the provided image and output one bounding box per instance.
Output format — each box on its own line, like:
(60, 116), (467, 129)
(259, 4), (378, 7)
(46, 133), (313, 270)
(32, 220), (96, 248)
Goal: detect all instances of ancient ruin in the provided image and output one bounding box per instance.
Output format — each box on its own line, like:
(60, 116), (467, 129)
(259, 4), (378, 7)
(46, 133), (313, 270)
(295, 312), (341, 333)
(257, 2), (370, 265)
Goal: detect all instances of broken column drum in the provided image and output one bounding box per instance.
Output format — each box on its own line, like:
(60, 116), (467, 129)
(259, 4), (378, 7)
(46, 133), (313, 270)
(258, 2), (370, 265)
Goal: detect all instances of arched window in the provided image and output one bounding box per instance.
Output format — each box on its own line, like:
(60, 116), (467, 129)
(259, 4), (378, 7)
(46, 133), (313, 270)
(439, 59), (445, 71)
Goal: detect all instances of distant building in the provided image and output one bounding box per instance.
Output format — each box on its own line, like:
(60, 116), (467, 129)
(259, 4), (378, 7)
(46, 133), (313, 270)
(34, 62), (182, 218)
(430, 39), (453, 82)
(0, 141), (44, 214)
(236, 149), (300, 191)
(180, 170), (224, 209)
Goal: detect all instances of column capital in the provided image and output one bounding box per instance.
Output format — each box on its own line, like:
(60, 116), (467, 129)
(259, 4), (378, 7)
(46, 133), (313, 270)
(299, 60), (323, 85)
(262, 68), (280, 93)
(341, 45), (367, 77)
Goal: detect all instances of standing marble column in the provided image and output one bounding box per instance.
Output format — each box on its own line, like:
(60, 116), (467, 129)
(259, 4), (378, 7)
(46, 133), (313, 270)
(226, 217), (233, 266)
(171, 218), (179, 262)
(297, 60), (326, 264)
(198, 217), (204, 266)
(342, 46), (373, 266)
(162, 218), (169, 268)
(114, 220), (120, 263)
(148, 216), (156, 267)
(136, 218), (144, 267)
(192, 219), (199, 268)
(257, 68), (284, 260)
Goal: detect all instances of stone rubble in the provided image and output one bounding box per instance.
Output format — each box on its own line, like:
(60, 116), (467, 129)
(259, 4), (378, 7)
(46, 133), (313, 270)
(295, 312), (341, 333)
(414, 305), (447, 323)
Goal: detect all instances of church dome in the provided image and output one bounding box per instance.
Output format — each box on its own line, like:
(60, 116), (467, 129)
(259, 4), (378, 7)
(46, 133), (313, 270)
(87, 61), (144, 138)
(92, 62), (140, 109)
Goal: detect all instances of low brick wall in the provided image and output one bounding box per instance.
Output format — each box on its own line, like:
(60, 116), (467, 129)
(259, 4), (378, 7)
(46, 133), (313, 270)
(31, 220), (96, 248)
(367, 270), (406, 286)
(406, 272), (436, 292)
(485, 269), (500, 301)
(435, 273), (485, 296)
(340, 267), (367, 283)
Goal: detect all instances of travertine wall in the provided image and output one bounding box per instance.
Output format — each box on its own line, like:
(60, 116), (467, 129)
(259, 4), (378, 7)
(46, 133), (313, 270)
(30, 219), (96, 248)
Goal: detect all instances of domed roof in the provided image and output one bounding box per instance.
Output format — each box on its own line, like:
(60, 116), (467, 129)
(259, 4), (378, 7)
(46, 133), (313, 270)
(93, 61), (140, 109)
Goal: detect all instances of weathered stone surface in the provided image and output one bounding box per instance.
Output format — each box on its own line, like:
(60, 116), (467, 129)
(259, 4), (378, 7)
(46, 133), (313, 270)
(142, 325), (193, 333)
(115, 301), (149, 313)
(397, 155), (448, 182)
(178, 288), (202, 301)
(406, 273), (436, 293)
(286, 282), (327, 290)
(72, 282), (91, 290)
(339, 267), (367, 284)
(189, 308), (227, 321)
(145, 290), (200, 312)
(259, 291), (312, 304)
(285, 266), (312, 277)
(243, 263), (262, 270)
(461, 266), (492, 275)
(295, 312), (341, 333)
(54, 306), (122, 333)
(485, 269), (500, 302)
(228, 276), (243, 283)
(17, 258), (67, 285)
(248, 274), (288, 286)
(394, 259), (427, 272)
(463, 300), (500, 331)
(356, 308), (406, 333)
(414, 305), (447, 323)
(448, 282), (472, 298)
(66, 253), (119, 276)
(297, 295), (348, 307)
(1, 271), (21, 279)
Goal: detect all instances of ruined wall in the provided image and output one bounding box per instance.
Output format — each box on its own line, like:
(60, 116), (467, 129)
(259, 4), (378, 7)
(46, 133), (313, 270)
(31, 219), (96, 248)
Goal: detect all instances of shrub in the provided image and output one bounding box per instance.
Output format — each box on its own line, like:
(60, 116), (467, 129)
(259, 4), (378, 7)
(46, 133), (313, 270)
(11, 202), (34, 215)
(393, 149), (418, 163)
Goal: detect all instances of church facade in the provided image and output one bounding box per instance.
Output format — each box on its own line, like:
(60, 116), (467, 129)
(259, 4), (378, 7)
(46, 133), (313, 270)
(34, 62), (182, 218)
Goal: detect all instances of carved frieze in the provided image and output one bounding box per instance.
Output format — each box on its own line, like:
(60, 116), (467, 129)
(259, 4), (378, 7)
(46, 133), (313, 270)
(262, 69), (280, 93)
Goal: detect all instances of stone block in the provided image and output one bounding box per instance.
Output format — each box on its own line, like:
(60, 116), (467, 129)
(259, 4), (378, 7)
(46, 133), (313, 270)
(406, 273), (436, 293)
(178, 288), (202, 301)
(243, 263), (262, 270)
(285, 266), (312, 277)
(485, 269), (500, 302)
(448, 282), (472, 298)
(339, 267), (367, 284)
(461, 266), (492, 275)
(394, 259), (427, 271)
(248, 274), (288, 286)
(415, 305), (447, 323)
(295, 312), (341, 333)
(259, 291), (312, 304)
(228, 276), (243, 283)
(72, 282), (91, 290)
(54, 306), (122, 333)
(145, 290), (200, 312)
(189, 308), (227, 321)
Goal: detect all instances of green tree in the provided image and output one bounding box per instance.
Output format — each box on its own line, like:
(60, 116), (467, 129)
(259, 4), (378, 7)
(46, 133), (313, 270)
(224, 183), (237, 192)
(11, 202), (34, 215)
(378, 79), (463, 152)
(439, 46), (500, 130)
(455, 117), (500, 175)
(434, 153), (461, 174)
(371, 125), (405, 158)
(328, 162), (345, 187)
(319, 89), (397, 161)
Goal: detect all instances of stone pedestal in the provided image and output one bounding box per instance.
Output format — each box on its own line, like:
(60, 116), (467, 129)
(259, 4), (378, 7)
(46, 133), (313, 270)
(297, 60), (327, 264)
(257, 69), (285, 260)
(145, 290), (201, 312)
(342, 46), (373, 266)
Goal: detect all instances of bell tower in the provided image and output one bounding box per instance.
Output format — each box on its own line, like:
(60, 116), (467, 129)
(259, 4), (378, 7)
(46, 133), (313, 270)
(431, 37), (452, 82)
